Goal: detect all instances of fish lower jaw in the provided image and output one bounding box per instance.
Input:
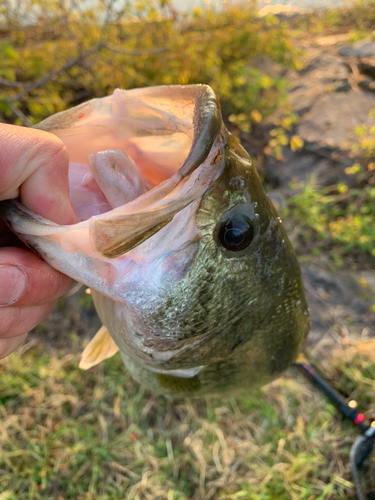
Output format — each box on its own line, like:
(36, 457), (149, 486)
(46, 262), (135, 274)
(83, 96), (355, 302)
(144, 365), (205, 379)
(120, 340), (208, 375)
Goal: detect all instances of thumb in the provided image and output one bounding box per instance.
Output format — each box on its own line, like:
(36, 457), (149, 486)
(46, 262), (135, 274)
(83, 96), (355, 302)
(0, 123), (77, 225)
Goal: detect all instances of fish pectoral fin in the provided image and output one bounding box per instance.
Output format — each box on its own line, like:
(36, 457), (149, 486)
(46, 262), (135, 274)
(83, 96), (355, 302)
(79, 325), (119, 370)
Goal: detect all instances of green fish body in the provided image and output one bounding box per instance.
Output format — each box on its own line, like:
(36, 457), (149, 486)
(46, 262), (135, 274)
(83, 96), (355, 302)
(1, 85), (309, 396)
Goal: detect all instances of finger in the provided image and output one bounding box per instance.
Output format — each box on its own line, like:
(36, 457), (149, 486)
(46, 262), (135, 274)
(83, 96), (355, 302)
(0, 247), (74, 307)
(0, 333), (28, 360)
(0, 301), (56, 339)
(0, 124), (77, 225)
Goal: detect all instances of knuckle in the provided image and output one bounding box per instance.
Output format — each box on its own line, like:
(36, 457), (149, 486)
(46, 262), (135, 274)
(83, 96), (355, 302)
(36, 134), (69, 169)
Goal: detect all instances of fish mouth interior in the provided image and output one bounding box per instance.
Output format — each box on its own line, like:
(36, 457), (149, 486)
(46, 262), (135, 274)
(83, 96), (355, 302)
(67, 143), (190, 221)
(38, 85), (221, 222)
(67, 98), (194, 220)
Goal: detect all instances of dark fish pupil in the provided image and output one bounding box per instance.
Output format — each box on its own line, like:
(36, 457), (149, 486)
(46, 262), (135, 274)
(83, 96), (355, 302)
(224, 227), (244, 246)
(219, 215), (254, 251)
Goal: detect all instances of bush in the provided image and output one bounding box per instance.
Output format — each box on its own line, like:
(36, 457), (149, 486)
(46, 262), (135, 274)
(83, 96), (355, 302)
(0, 0), (300, 126)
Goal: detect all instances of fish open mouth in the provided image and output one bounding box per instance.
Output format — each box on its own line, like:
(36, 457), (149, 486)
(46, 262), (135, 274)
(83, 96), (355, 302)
(2, 85), (226, 303)
(31, 85), (224, 259)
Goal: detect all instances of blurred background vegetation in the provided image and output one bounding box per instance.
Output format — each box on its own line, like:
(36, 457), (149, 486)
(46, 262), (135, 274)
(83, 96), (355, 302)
(1, 1), (375, 499)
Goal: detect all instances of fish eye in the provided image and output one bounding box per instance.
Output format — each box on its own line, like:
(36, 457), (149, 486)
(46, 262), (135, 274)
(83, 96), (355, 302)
(218, 214), (254, 251)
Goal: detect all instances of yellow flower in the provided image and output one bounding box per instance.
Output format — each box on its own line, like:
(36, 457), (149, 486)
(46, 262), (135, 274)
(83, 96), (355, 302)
(290, 135), (304, 151)
(251, 110), (262, 123)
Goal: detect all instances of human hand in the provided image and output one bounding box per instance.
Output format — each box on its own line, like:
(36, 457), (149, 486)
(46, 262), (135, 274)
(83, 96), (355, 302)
(0, 124), (77, 359)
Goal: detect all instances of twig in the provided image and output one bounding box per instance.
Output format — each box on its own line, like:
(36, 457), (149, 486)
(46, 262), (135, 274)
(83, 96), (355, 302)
(99, 0), (116, 40)
(99, 51), (155, 86)
(348, 61), (360, 92)
(104, 44), (168, 56)
(0, 43), (104, 103)
(0, 78), (25, 88)
(9, 102), (32, 126)
(0, 40), (168, 106)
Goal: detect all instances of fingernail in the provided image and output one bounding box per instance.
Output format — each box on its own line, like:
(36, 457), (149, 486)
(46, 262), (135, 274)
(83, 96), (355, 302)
(0, 265), (27, 306)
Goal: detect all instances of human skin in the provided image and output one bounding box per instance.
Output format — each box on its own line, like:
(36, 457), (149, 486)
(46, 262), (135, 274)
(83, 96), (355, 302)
(0, 124), (77, 359)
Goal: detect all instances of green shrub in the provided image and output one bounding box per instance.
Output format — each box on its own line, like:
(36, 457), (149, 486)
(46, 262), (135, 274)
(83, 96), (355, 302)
(0, 0), (300, 127)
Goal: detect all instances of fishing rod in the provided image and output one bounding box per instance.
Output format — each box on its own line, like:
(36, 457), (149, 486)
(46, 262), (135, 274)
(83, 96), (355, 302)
(294, 353), (375, 500)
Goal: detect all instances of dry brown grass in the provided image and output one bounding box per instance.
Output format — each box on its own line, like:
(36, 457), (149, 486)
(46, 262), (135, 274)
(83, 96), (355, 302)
(0, 325), (374, 500)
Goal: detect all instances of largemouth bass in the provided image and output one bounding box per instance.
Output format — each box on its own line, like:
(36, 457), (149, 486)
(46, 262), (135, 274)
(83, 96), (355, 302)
(1, 85), (309, 396)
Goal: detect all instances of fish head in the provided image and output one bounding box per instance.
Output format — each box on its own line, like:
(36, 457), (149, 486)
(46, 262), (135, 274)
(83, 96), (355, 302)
(1, 85), (309, 394)
(103, 132), (309, 379)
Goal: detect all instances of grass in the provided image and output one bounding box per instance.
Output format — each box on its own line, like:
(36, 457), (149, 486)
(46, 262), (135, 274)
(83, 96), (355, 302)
(281, 168), (375, 268)
(1, 330), (375, 499)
